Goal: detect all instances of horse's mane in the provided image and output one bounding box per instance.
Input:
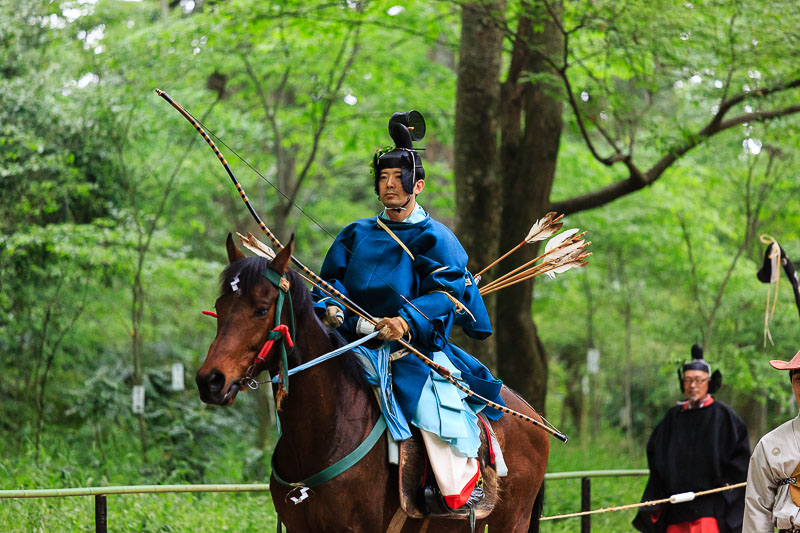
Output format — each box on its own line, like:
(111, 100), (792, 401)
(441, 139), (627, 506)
(220, 257), (370, 391)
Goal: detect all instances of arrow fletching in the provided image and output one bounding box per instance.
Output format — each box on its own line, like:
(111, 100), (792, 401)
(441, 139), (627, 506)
(524, 212), (564, 243)
(544, 228), (581, 254)
(546, 239), (585, 263)
(545, 259), (590, 279)
(237, 231), (276, 260)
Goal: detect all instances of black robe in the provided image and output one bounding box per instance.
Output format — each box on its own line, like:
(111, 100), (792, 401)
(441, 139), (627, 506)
(632, 400), (750, 533)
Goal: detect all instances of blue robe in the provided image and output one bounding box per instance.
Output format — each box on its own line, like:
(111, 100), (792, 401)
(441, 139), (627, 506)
(313, 213), (505, 427)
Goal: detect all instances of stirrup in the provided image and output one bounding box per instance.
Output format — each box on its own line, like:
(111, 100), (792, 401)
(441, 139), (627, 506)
(419, 482), (450, 515)
(418, 475), (485, 515)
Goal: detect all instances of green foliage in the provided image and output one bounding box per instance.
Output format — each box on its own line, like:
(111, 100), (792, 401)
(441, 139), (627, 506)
(62, 362), (259, 484)
(1, 0), (800, 529)
(542, 428), (648, 532)
(559, 0), (800, 168)
(0, 425), (280, 531)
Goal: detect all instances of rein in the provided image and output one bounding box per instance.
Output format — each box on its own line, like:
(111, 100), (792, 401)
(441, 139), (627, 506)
(268, 331), (380, 385)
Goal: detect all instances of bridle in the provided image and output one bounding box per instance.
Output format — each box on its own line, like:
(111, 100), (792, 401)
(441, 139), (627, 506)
(237, 267), (295, 395)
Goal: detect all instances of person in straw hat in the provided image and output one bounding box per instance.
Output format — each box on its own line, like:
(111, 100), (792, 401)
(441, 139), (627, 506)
(744, 349), (800, 532)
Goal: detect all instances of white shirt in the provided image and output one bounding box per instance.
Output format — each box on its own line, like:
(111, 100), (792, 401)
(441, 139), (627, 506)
(744, 415), (800, 532)
(379, 204), (426, 224)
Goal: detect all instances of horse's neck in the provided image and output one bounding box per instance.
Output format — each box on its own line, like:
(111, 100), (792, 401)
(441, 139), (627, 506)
(273, 313), (377, 471)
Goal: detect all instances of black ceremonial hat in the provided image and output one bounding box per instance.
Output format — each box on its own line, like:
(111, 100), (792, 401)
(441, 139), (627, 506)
(757, 240), (800, 322)
(372, 111), (426, 195)
(677, 344), (722, 394)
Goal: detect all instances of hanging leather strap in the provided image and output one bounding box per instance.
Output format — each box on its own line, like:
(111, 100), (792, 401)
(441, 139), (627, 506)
(386, 506), (408, 533)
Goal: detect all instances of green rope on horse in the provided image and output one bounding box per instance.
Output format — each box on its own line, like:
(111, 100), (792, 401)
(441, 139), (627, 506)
(271, 415), (386, 489)
(263, 268), (294, 393)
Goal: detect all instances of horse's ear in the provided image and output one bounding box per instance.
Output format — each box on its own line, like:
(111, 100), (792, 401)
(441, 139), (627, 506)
(271, 234), (294, 274)
(226, 233), (245, 264)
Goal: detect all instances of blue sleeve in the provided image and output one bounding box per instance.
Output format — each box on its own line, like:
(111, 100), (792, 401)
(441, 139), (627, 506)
(397, 230), (469, 351)
(312, 225), (354, 316)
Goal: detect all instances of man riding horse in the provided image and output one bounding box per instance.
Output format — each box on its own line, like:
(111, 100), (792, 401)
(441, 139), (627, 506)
(312, 111), (504, 512)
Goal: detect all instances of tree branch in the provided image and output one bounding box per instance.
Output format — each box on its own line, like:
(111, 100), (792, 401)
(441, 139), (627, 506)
(678, 213), (709, 322)
(552, 81), (800, 215)
(280, 25), (361, 219)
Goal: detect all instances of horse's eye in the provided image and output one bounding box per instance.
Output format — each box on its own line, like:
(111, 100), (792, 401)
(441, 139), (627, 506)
(255, 307), (269, 318)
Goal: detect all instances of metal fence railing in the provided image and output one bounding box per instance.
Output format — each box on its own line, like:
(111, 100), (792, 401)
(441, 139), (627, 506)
(0, 484), (272, 533)
(543, 469), (650, 533)
(1, 470), (650, 533)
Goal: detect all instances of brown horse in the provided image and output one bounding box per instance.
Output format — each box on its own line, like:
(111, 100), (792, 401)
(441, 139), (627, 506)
(196, 235), (549, 532)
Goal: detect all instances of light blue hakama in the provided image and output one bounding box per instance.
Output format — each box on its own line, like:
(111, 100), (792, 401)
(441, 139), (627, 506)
(354, 343), (483, 457)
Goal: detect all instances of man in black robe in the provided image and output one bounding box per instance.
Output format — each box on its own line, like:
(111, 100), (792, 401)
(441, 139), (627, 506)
(633, 345), (751, 533)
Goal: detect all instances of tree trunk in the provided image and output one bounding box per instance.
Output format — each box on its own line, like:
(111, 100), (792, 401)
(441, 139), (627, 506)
(453, 0), (504, 370)
(132, 262), (148, 462)
(495, 5), (563, 411)
(581, 275), (595, 446)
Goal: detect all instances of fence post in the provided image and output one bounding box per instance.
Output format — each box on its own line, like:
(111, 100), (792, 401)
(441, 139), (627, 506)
(581, 477), (591, 533)
(95, 494), (107, 533)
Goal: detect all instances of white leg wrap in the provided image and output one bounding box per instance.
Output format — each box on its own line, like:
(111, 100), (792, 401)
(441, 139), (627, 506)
(420, 429), (479, 507)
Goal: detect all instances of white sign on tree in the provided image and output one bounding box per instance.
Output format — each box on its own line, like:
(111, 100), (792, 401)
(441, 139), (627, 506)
(171, 363), (184, 391)
(132, 385), (145, 414)
(586, 348), (600, 375)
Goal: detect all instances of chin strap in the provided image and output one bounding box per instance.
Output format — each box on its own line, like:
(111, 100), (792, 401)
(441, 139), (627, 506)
(386, 195), (413, 212)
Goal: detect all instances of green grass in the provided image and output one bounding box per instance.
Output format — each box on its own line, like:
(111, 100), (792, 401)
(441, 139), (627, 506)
(1, 426), (647, 532)
(540, 429), (649, 532)
(0, 427), (281, 533)
(3, 492), (278, 533)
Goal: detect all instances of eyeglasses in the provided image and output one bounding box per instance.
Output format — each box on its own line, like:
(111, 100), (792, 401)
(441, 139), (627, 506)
(683, 377), (709, 386)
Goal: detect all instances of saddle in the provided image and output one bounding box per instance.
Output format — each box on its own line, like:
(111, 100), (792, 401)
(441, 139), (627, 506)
(397, 420), (499, 520)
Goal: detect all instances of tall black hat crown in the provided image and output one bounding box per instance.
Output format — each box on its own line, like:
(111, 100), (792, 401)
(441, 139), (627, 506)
(756, 240), (800, 321)
(677, 344), (722, 394)
(372, 111), (426, 195)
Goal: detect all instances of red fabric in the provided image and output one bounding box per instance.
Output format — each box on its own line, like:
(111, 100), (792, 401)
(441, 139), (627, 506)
(665, 517), (719, 533)
(650, 505), (664, 523)
(476, 414), (495, 465)
(202, 310), (218, 318)
(255, 324), (294, 362)
(681, 395), (714, 411)
(443, 467), (480, 509)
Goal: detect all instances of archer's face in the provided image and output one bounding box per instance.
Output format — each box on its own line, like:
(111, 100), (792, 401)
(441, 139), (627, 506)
(378, 168), (407, 209)
(377, 168), (424, 211)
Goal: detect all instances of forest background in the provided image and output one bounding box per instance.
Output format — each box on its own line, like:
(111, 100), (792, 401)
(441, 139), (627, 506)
(2, 0), (799, 530)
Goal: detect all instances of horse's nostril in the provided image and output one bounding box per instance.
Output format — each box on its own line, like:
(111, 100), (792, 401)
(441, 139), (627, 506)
(198, 369), (226, 395)
(208, 370), (226, 393)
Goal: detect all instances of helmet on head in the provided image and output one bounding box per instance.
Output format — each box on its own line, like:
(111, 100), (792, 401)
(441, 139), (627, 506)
(677, 343), (722, 394)
(372, 111), (426, 195)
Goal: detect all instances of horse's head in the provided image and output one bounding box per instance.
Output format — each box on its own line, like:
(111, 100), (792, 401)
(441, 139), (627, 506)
(196, 233), (294, 405)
